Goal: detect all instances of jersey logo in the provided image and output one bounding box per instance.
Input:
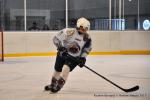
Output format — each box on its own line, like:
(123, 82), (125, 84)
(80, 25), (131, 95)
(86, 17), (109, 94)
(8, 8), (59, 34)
(67, 42), (80, 54)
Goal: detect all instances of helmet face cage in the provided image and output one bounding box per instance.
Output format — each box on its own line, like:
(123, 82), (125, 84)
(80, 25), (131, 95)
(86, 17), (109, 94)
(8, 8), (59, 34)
(77, 17), (90, 30)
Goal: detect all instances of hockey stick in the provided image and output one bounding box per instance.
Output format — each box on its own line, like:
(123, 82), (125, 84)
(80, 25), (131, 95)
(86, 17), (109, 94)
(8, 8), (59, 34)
(83, 65), (139, 92)
(66, 54), (139, 92)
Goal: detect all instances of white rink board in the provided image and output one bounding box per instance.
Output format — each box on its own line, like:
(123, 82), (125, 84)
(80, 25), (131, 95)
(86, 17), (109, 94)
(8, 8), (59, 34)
(3, 31), (150, 54)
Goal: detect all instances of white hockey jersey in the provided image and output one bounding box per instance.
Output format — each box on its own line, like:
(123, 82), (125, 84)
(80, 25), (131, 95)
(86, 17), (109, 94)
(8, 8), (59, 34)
(53, 28), (92, 57)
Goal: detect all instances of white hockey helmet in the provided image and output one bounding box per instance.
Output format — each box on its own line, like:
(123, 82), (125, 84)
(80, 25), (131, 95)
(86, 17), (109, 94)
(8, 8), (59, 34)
(77, 17), (90, 30)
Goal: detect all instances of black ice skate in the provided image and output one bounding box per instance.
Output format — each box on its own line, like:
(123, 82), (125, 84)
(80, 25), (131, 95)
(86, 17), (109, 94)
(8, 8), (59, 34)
(44, 77), (57, 91)
(50, 77), (65, 93)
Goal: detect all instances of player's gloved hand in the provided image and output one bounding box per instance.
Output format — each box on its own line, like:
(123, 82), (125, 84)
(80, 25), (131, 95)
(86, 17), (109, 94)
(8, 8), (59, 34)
(57, 47), (66, 52)
(78, 57), (86, 68)
(57, 47), (68, 57)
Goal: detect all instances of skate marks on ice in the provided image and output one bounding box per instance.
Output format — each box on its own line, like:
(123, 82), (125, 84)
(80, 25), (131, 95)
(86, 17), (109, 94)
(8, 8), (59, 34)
(110, 73), (150, 79)
(0, 72), (25, 83)
(0, 56), (149, 100)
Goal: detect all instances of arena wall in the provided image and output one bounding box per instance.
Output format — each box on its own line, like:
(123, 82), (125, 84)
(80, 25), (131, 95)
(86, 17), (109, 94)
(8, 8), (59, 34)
(3, 31), (150, 57)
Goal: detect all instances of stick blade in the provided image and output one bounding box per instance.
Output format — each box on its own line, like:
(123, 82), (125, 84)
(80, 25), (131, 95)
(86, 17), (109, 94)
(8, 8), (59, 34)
(124, 85), (139, 92)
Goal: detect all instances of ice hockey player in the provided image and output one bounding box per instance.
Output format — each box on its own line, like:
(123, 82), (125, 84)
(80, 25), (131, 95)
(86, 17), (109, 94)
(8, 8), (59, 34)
(44, 17), (92, 93)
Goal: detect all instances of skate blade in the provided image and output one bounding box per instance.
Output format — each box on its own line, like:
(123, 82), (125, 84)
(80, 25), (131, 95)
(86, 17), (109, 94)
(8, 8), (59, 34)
(49, 91), (58, 94)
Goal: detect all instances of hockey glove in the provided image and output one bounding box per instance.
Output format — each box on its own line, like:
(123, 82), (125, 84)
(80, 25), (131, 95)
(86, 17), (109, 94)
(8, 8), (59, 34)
(57, 47), (68, 57)
(57, 47), (66, 52)
(78, 57), (86, 68)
